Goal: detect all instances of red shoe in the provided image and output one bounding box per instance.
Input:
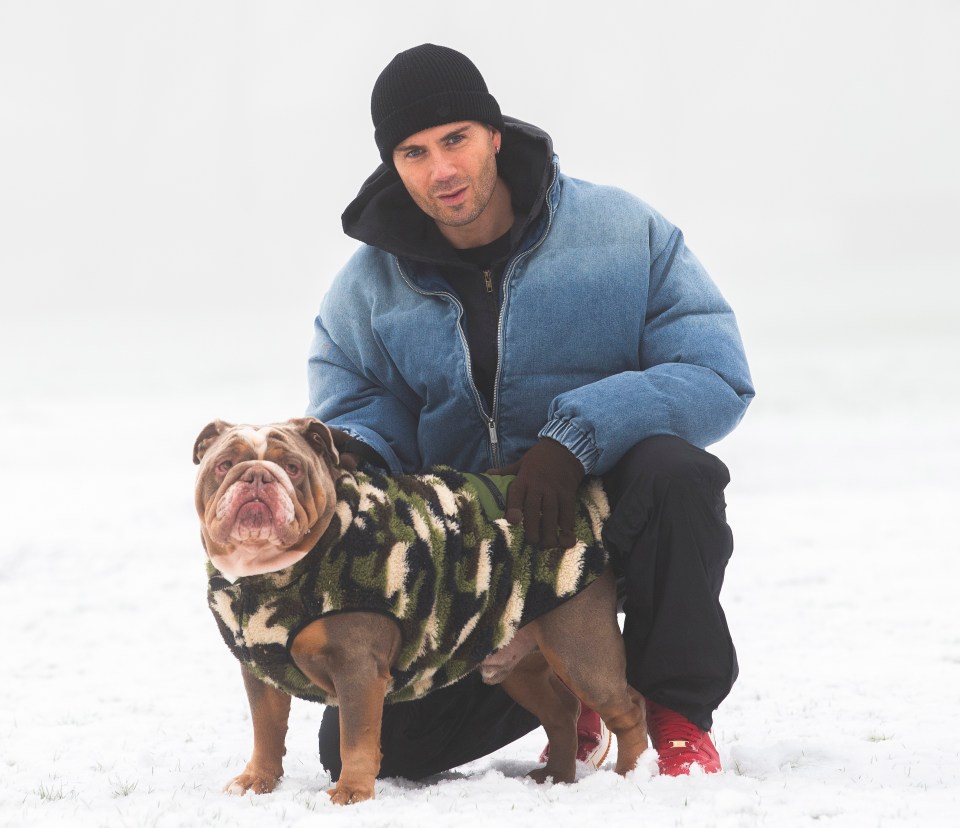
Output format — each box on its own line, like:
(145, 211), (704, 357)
(645, 699), (722, 775)
(539, 704), (612, 769)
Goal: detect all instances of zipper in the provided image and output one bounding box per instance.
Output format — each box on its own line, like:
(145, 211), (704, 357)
(489, 159), (560, 450)
(475, 473), (507, 513)
(396, 261), (500, 467)
(486, 418), (499, 458)
(482, 269), (493, 293)
(395, 158), (560, 469)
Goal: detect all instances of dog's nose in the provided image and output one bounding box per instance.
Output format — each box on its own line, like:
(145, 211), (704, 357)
(241, 466), (275, 487)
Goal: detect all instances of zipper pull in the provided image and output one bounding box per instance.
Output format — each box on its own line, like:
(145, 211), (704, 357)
(487, 419), (499, 448)
(482, 269), (493, 293)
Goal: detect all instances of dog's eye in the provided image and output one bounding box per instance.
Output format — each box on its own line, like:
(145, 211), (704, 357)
(284, 461), (302, 477)
(215, 459), (234, 475)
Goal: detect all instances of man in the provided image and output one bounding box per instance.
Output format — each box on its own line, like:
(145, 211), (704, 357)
(307, 43), (754, 778)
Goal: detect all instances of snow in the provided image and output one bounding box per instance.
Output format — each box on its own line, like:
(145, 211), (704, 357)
(7, 314), (958, 828)
(3, 2), (960, 826)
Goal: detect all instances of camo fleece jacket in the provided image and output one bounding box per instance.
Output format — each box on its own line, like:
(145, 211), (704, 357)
(207, 466), (610, 705)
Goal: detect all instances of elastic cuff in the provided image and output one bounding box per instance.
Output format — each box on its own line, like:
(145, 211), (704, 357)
(539, 418), (600, 475)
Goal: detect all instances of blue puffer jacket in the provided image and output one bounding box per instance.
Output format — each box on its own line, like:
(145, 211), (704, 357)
(307, 119), (754, 476)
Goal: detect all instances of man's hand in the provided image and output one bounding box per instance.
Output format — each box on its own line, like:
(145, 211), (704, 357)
(327, 427), (361, 471)
(328, 428), (388, 472)
(488, 438), (585, 549)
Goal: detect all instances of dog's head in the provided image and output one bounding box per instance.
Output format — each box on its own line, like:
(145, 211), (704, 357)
(193, 417), (341, 578)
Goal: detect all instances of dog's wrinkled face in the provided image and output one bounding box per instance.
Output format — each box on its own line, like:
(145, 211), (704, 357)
(193, 418), (341, 579)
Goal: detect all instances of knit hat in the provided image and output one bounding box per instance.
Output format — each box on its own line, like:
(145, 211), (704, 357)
(371, 44), (504, 165)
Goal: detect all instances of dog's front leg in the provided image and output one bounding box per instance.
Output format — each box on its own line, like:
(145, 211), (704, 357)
(225, 664), (292, 795)
(328, 662), (392, 805)
(291, 613), (401, 805)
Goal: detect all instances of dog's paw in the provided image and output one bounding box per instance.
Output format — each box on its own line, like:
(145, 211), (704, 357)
(224, 768), (282, 796)
(527, 764), (575, 785)
(326, 781), (375, 805)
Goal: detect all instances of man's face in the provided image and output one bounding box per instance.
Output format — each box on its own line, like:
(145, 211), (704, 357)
(392, 121), (502, 235)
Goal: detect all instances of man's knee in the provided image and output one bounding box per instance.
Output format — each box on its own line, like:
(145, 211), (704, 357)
(602, 435), (733, 575)
(607, 435), (729, 505)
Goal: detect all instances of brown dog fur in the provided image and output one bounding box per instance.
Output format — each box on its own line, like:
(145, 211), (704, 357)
(194, 418), (647, 804)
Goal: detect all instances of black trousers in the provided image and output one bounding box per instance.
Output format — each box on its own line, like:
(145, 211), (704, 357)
(319, 435), (737, 781)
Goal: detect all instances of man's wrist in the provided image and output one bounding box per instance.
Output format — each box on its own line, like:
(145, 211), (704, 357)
(538, 419), (598, 475)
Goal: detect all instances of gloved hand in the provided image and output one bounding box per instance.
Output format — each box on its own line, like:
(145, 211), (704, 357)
(488, 438), (585, 549)
(327, 427), (361, 471)
(327, 427), (386, 472)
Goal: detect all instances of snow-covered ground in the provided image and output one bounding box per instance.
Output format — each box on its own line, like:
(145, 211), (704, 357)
(3, 2), (960, 826)
(2, 295), (959, 828)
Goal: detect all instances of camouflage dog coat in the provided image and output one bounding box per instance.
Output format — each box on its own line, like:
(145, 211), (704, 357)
(207, 466), (610, 705)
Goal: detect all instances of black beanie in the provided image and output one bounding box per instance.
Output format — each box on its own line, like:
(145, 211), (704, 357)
(371, 44), (504, 165)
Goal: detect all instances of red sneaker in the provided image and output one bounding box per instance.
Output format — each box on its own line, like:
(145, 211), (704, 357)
(645, 699), (721, 775)
(539, 704), (612, 769)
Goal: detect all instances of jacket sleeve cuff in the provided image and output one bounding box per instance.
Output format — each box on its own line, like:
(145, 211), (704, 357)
(538, 418), (600, 475)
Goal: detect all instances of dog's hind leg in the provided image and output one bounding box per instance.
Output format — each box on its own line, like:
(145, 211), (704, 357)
(500, 652), (581, 783)
(530, 568), (648, 775)
(480, 625), (539, 684)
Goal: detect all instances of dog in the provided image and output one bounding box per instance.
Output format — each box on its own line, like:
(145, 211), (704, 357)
(193, 417), (647, 804)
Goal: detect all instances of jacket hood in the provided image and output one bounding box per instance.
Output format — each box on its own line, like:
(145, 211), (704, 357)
(341, 117), (555, 267)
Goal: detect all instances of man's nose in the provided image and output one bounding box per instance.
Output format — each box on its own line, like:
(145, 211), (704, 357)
(429, 155), (457, 184)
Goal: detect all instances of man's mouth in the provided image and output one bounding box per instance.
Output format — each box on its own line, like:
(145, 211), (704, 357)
(436, 187), (467, 205)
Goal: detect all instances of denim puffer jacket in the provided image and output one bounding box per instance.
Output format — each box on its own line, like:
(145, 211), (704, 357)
(307, 120), (754, 476)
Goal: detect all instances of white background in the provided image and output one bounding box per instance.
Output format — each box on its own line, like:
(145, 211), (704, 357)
(2, 2), (959, 826)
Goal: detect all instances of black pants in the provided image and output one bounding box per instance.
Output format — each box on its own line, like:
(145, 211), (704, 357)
(319, 435), (737, 780)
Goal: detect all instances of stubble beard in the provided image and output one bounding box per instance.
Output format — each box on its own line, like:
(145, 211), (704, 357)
(425, 153), (499, 229)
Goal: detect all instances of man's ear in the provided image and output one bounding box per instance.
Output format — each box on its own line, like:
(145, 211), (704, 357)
(291, 417), (339, 466)
(193, 420), (233, 465)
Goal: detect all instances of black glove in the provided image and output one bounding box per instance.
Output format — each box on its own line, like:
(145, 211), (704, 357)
(327, 427), (387, 472)
(488, 438), (585, 549)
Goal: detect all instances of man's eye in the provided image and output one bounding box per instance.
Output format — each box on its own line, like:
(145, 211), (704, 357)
(446, 134), (465, 146)
(404, 148), (424, 160)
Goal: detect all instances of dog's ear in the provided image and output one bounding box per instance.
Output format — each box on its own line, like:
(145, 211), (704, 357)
(193, 420), (233, 465)
(291, 417), (339, 466)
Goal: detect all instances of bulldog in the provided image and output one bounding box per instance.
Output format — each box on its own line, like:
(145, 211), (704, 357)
(193, 417), (647, 804)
